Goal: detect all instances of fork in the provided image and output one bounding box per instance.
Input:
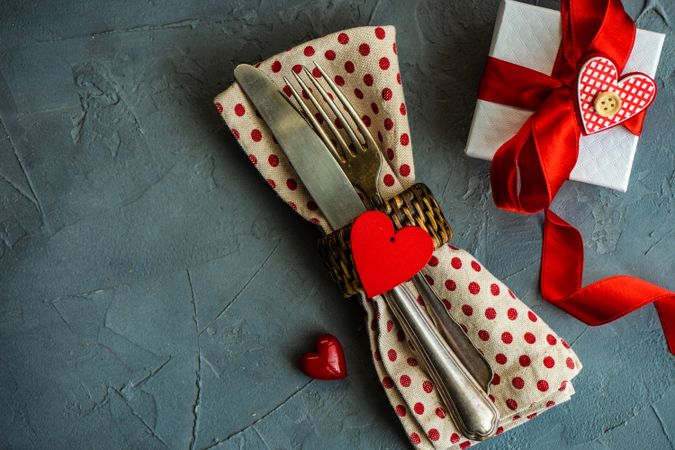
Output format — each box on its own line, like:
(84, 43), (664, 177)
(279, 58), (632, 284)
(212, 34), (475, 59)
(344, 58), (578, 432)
(285, 63), (499, 440)
(286, 63), (493, 386)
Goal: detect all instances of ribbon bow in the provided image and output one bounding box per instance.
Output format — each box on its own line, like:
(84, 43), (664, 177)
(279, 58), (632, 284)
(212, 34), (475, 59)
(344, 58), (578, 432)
(478, 0), (675, 354)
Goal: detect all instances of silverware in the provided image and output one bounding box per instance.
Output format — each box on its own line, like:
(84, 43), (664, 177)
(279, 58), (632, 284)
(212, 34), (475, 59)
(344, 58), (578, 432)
(286, 63), (494, 395)
(234, 64), (498, 441)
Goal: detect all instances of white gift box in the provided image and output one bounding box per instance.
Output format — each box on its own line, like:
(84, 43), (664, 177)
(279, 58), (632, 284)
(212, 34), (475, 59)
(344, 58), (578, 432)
(465, 0), (665, 192)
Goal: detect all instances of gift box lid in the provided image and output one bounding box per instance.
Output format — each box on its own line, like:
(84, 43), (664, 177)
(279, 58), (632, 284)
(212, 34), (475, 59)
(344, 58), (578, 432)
(465, 0), (665, 192)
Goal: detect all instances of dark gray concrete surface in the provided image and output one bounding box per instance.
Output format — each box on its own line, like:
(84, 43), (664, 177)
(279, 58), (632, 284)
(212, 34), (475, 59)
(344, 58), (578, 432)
(0, 0), (673, 449)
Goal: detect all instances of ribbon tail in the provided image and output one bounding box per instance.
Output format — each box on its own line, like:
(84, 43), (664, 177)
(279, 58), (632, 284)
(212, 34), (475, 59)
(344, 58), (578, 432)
(490, 119), (535, 213)
(541, 210), (675, 355)
(654, 298), (675, 355)
(541, 209), (584, 299)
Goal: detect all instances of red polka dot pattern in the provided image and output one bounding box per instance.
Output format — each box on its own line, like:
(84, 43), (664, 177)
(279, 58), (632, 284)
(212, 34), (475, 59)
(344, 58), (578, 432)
(478, 329), (490, 341)
(422, 380), (433, 393)
(524, 332), (536, 344)
(382, 88), (393, 100)
(214, 27), (581, 448)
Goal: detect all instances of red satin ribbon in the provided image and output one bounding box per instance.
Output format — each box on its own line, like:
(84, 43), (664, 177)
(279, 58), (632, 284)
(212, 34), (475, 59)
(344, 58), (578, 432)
(478, 0), (675, 354)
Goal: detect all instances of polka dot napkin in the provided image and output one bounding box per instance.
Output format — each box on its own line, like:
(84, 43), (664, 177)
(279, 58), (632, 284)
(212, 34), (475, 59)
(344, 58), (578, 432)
(214, 26), (582, 449)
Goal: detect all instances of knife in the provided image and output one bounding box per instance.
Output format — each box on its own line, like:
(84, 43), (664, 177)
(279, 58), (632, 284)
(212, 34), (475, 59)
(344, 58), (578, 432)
(234, 64), (499, 440)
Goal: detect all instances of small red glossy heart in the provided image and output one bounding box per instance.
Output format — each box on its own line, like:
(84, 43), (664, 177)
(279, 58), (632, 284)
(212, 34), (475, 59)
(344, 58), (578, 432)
(351, 210), (435, 298)
(577, 56), (656, 134)
(300, 334), (347, 380)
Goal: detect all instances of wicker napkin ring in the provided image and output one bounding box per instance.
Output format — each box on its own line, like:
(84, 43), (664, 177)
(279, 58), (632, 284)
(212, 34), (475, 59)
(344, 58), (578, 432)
(317, 183), (453, 297)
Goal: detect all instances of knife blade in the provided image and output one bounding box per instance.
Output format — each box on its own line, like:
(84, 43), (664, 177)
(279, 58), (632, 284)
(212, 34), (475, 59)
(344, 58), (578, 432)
(234, 64), (363, 230)
(234, 64), (499, 440)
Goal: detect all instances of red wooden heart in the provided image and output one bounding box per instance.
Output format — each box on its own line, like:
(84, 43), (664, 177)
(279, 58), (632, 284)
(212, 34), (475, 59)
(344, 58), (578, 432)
(577, 56), (656, 134)
(300, 334), (347, 380)
(350, 210), (434, 298)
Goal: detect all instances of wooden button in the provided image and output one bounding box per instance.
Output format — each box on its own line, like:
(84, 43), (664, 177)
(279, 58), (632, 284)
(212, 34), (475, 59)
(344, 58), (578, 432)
(594, 91), (621, 117)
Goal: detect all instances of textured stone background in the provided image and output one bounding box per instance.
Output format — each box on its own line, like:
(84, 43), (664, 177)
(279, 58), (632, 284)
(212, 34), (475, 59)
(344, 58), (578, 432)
(0, 0), (673, 449)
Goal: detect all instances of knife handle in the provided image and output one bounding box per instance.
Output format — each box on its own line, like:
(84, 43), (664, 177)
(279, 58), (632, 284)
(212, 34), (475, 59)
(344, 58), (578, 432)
(383, 284), (499, 441)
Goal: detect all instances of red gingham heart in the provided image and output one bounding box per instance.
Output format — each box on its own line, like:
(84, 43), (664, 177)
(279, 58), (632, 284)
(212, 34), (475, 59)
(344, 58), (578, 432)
(577, 56), (656, 135)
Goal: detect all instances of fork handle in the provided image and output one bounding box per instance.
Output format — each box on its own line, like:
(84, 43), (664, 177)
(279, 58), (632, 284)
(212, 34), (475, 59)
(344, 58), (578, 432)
(382, 284), (499, 441)
(411, 273), (493, 392)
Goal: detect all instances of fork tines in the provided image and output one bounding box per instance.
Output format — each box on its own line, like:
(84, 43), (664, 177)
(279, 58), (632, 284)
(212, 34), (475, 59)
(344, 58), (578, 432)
(284, 63), (378, 162)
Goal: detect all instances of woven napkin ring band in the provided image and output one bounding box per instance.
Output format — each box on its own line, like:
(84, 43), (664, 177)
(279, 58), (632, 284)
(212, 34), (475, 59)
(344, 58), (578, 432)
(317, 183), (453, 297)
